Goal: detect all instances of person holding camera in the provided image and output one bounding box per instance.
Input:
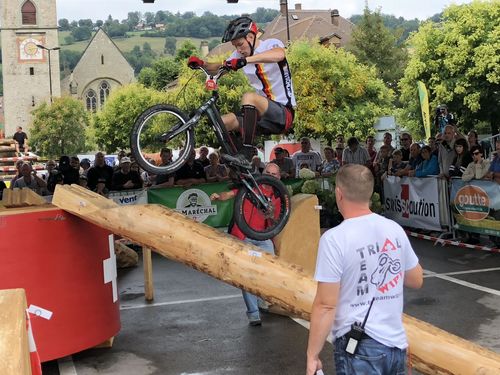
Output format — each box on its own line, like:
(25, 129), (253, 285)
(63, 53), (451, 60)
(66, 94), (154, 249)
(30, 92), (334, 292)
(306, 164), (423, 375)
(434, 104), (456, 134)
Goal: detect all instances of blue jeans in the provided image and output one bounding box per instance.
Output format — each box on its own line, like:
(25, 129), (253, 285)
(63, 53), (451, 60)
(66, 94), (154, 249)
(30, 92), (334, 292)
(334, 335), (407, 375)
(242, 238), (274, 320)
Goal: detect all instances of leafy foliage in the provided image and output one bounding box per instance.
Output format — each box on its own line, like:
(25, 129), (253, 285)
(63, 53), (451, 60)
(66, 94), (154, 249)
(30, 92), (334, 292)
(350, 13), (420, 45)
(92, 84), (169, 152)
(164, 37), (177, 55)
(287, 41), (394, 143)
(138, 57), (180, 90)
(70, 26), (92, 42)
(175, 40), (198, 62)
(398, 1), (500, 136)
(347, 6), (408, 89)
(30, 97), (90, 158)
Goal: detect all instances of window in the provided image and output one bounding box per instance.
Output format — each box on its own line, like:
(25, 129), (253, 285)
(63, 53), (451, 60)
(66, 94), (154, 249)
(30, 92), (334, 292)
(21, 0), (36, 25)
(29, 67), (34, 75)
(99, 81), (110, 108)
(101, 54), (104, 65)
(86, 89), (97, 112)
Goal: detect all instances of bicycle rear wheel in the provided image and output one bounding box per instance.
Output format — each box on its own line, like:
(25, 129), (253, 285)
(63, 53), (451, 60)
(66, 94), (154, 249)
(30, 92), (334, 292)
(130, 104), (194, 175)
(233, 175), (291, 241)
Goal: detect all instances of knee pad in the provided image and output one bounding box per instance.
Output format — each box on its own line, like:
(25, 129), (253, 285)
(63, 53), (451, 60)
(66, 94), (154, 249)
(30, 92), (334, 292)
(240, 105), (258, 146)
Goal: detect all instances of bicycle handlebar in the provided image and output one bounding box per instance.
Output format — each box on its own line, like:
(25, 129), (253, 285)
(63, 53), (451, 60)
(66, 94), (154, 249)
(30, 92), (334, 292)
(192, 64), (229, 84)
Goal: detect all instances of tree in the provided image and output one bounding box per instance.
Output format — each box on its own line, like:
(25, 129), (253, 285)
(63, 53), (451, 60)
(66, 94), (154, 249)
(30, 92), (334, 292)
(64, 35), (75, 45)
(58, 18), (70, 31)
(30, 97), (90, 158)
(144, 12), (155, 26)
(175, 40), (198, 62)
(347, 6), (408, 90)
(59, 50), (82, 72)
(95, 20), (103, 28)
(138, 57), (180, 90)
(93, 84), (169, 152)
(398, 1), (500, 137)
(164, 37), (177, 55)
(126, 11), (141, 30)
(78, 19), (93, 28)
(71, 26), (92, 42)
(287, 41), (394, 142)
(208, 39), (220, 51)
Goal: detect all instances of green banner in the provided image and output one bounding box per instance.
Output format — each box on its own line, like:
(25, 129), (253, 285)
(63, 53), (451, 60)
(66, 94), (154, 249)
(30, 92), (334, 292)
(417, 81), (431, 139)
(450, 179), (500, 237)
(148, 182), (234, 227)
(146, 178), (305, 228)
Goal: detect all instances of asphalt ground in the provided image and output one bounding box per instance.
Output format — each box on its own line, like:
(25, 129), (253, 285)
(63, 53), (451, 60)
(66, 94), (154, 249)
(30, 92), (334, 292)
(42, 237), (500, 375)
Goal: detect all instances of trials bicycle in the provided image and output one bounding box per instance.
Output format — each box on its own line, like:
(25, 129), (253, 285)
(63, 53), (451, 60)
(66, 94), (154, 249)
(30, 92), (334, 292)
(130, 63), (291, 241)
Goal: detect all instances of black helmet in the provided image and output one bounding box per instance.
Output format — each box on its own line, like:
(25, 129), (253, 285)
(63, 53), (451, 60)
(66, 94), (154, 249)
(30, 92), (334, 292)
(222, 16), (258, 43)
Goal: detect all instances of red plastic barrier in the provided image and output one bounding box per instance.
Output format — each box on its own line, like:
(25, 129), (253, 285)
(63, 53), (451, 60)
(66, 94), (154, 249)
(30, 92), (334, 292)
(0, 208), (120, 362)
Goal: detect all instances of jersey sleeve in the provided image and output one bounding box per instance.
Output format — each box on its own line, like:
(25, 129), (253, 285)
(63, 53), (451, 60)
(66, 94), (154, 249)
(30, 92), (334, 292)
(400, 227), (419, 271)
(265, 38), (285, 49)
(314, 232), (343, 283)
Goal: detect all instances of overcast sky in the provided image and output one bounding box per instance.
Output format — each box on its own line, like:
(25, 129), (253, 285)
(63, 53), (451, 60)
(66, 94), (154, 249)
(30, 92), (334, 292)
(57, 0), (473, 22)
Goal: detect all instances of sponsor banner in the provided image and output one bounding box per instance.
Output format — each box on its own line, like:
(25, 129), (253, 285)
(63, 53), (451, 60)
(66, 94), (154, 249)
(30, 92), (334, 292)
(383, 176), (441, 231)
(450, 179), (500, 237)
(109, 189), (148, 206)
(147, 182), (233, 227)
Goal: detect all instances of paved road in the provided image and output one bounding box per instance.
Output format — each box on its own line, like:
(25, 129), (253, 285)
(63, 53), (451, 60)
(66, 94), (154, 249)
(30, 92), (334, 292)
(43, 237), (500, 375)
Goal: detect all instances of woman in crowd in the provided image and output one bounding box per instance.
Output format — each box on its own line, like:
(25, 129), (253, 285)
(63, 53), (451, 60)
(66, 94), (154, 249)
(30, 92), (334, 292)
(462, 145), (491, 182)
(204, 152), (229, 182)
(448, 138), (473, 178)
(413, 146), (439, 177)
(319, 146), (340, 177)
(486, 138), (500, 184)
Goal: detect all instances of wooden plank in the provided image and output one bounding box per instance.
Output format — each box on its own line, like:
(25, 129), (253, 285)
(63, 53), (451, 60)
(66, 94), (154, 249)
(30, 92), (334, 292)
(93, 337), (114, 349)
(1, 188), (47, 208)
(52, 184), (500, 375)
(143, 248), (154, 301)
(0, 289), (31, 375)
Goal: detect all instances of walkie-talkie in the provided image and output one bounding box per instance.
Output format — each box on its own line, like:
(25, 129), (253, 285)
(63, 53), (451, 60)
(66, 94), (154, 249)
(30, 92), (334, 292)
(345, 297), (375, 355)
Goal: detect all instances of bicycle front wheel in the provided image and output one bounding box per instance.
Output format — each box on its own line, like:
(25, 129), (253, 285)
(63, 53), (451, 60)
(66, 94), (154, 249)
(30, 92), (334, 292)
(130, 104), (194, 175)
(233, 175), (291, 241)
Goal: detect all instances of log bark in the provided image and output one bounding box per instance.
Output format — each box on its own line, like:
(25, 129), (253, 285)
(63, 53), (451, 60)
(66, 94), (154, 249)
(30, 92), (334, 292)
(52, 184), (500, 374)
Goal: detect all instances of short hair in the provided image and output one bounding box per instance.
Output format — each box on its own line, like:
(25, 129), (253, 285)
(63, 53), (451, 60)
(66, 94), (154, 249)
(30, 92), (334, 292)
(470, 145), (484, 155)
(160, 147), (171, 155)
(336, 165), (374, 203)
(380, 145), (389, 151)
(347, 137), (359, 147)
(324, 146), (334, 153)
(421, 145), (432, 153)
(392, 149), (402, 157)
(454, 138), (468, 151)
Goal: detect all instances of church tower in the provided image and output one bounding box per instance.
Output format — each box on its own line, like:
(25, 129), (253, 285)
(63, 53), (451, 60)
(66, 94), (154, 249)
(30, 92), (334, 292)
(0, 0), (60, 137)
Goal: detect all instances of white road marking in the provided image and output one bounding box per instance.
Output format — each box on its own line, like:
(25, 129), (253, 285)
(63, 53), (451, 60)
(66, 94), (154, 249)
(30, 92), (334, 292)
(58, 356), (78, 375)
(423, 267), (500, 278)
(292, 318), (334, 343)
(120, 294), (242, 311)
(424, 269), (500, 296)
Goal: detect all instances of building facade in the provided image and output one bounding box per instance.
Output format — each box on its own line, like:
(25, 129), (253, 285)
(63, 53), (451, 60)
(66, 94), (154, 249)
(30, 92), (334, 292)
(61, 29), (135, 112)
(0, 0), (61, 137)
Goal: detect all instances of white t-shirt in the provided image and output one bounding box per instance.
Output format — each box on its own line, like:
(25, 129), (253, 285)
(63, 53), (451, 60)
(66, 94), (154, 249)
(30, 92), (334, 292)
(292, 151), (322, 176)
(315, 213), (419, 349)
(229, 38), (296, 108)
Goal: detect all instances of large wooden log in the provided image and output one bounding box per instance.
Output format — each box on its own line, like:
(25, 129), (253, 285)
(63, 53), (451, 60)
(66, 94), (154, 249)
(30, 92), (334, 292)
(52, 185), (500, 374)
(0, 289), (31, 375)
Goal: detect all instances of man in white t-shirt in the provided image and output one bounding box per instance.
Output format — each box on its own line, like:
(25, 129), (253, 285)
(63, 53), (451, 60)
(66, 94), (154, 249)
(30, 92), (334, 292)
(188, 16), (296, 161)
(292, 137), (322, 177)
(306, 164), (423, 375)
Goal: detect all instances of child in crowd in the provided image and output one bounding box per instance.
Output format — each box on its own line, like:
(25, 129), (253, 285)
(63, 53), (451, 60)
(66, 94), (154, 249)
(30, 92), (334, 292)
(387, 150), (406, 176)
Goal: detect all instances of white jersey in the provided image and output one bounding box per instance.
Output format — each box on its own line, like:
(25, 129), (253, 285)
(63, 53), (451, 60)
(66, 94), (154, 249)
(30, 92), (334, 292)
(229, 38), (296, 108)
(315, 213), (419, 349)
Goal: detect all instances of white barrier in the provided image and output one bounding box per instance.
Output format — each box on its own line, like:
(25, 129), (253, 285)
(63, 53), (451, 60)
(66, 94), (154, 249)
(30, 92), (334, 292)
(383, 176), (442, 231)
(108, 189), (148, 206)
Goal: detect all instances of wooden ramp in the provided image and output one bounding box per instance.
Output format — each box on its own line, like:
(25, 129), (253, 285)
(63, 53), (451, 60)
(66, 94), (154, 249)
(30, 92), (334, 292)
(52, 184), (500, 375)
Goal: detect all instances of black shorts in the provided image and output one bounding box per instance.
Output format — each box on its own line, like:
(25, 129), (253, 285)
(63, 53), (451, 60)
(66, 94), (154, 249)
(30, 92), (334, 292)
(239, 99), (294, 136)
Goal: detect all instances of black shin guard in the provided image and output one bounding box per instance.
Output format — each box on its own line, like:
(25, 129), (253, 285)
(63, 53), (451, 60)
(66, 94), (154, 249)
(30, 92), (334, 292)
(240, 105), (258, 146)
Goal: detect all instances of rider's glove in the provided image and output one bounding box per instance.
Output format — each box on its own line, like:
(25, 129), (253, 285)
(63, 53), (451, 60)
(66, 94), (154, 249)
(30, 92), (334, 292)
(187, 56), (205, 69)
(225, 58), (247, 71)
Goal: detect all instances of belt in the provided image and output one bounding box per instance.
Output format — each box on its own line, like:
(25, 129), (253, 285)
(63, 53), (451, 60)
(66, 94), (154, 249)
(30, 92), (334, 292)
(339, 332), (372, 341)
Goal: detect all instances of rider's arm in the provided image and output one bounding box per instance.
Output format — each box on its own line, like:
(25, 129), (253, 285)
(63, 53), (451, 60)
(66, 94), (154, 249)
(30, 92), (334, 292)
(210, 191), (235, 201)
(246, 47), (285, 64)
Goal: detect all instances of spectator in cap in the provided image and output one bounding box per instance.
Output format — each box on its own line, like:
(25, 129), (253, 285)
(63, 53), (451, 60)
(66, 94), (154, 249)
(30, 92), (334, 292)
(111, 156), (143, 191)
(270, 146), (295, 179)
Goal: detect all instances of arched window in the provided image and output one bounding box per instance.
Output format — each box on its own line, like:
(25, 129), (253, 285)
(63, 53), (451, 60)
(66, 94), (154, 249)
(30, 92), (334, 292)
(21, 1), (37, 25)
(86, 89), (97, 112)
(99, 81), (110, 108)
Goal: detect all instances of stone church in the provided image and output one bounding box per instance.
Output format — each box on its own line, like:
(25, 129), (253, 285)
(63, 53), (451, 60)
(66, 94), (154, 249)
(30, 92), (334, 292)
(61, 28), (135, 112)
(0, 0), (61, 137)
(0, 0), (135, 137)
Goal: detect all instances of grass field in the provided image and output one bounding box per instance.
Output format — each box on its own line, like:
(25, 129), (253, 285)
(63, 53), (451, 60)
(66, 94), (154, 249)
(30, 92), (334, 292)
(58, 30), (219, 56)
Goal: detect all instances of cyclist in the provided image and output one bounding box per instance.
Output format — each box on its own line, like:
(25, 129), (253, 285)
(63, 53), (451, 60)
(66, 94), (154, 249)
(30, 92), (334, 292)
(188, 16), (296, 161)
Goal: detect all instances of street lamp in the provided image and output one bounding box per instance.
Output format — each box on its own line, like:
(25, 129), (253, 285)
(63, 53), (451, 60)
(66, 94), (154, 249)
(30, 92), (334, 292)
(35, 44), (60, 103)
